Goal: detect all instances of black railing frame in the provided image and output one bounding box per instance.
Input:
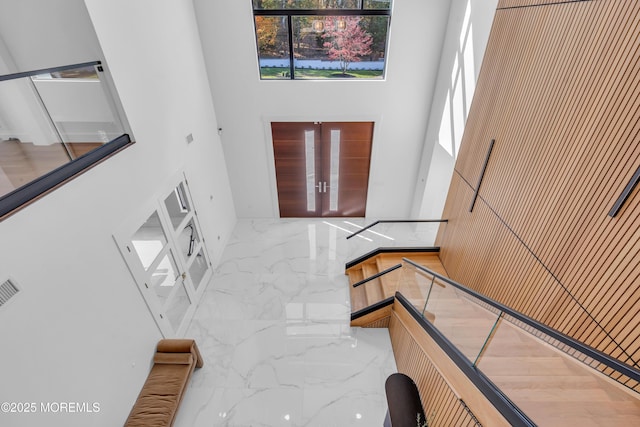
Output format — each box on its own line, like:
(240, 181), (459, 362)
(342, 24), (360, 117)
(0, 60), (102, 82)
(346, 219), (448, 240)
(609, 164), (640, 217)
(395, 292), (536, 427)
(0, 134), (132, 219)
(352, 263), (401, 288)
(402, 257), (640, 383)
(346, 246), (439, 270)
(350, 296), (394, 321)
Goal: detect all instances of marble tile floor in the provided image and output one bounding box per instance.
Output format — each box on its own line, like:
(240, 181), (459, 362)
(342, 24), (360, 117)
(174, 219), (398, 427)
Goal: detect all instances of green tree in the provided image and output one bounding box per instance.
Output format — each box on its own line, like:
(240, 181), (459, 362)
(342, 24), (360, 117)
(360, 16), (388, 60)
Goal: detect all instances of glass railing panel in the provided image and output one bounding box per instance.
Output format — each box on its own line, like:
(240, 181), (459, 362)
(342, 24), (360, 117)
(399, 260), (500, 362)
(0, 62), (127, 202)
(397, 260), (640, 425)
(0, 138), (71, 196)
(30, 63), (125, 153)
(0, 78), (70, 196)
(473, 314), (616, 427)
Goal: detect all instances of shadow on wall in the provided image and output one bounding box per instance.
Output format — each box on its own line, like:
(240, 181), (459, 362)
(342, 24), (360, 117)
(438, 0), (476, 160)
(414, 0), (498, 219)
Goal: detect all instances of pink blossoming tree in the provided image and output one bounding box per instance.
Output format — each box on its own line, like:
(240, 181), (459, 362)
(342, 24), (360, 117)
(322, 16), (373, 76)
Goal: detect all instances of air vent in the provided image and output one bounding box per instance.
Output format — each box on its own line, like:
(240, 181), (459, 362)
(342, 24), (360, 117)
(0, 279), (20, 308)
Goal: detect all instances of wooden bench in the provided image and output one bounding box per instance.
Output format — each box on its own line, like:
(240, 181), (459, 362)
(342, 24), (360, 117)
(125, 339), (203, 426)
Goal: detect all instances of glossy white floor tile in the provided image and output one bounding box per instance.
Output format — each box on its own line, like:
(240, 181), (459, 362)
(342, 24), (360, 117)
(175, 219), (397, 427)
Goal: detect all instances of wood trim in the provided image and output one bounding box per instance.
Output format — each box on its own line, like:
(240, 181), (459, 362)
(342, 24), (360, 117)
(350, 303), (392, 327)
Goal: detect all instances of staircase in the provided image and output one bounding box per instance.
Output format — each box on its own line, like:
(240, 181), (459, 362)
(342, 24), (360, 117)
(346, 248), (640, 425)
(347, 249), (445, 325)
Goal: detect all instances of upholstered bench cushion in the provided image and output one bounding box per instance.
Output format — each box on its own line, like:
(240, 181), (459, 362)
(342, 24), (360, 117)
(125, 363), (192, 427)
(125, 339), (203, 427)
(153, 352), (193, 365)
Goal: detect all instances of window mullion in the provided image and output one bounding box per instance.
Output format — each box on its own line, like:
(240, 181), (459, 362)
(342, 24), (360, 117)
(288, 15), (295, 79)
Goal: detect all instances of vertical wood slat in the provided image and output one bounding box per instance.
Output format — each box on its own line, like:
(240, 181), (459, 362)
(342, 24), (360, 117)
(389, 310), (486, 427)
(438, 0), (640, 390)
(358, 316), (390, 328)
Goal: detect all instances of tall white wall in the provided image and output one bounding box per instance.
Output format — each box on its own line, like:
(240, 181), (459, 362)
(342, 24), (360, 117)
(0, 34), (58, 146)
(194, 0), (452, 219)
(412, 0), (498, 218)
(0, 0), (104, 70)
(0, 1), (236, 426)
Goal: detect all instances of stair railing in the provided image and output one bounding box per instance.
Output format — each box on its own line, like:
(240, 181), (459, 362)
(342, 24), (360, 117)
(400, 257), (640, 391)
(346, 219), (448, 239)
(351, 263), (402, 288)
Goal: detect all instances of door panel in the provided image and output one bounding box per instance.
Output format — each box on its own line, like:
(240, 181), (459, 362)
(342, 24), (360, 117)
(319, 122), (373, 217)
(272, 121), (373, 217)
(272, 122), (322, 217)
(114, 177), (212, 337)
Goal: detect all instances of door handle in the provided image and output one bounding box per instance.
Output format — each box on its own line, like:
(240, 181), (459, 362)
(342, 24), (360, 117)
(316, 181), (328, 193)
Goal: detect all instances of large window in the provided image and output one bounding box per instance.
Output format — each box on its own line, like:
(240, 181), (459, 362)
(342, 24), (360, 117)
(252, 1), (392, 80)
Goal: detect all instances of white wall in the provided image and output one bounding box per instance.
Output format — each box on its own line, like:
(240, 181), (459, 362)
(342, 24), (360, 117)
(0, 1), (236, 426)
(194, 0), (452, 219)
(0, 0), (104, 71)
(0, 0), (130, 146)
(412, 0), (498, 218)
(0, 34), (58, 145)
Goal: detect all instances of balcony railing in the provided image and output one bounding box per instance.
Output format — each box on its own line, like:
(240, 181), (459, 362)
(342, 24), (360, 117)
(0, 61), (132, 219)
(339, 219), (447, 260)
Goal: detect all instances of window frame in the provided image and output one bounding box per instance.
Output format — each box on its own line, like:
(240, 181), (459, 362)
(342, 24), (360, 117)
(253, 3), (392, 80)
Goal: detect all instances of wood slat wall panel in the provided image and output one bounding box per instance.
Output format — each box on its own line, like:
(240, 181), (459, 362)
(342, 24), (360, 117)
(439, 175), (587, 332)
(437, 0), (640, 384)
(359, 317), (390, 328)
(388, 309), (498, 426)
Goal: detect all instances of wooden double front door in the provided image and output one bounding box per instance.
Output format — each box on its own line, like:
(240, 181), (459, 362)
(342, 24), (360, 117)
(272, 122), (373, 217)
